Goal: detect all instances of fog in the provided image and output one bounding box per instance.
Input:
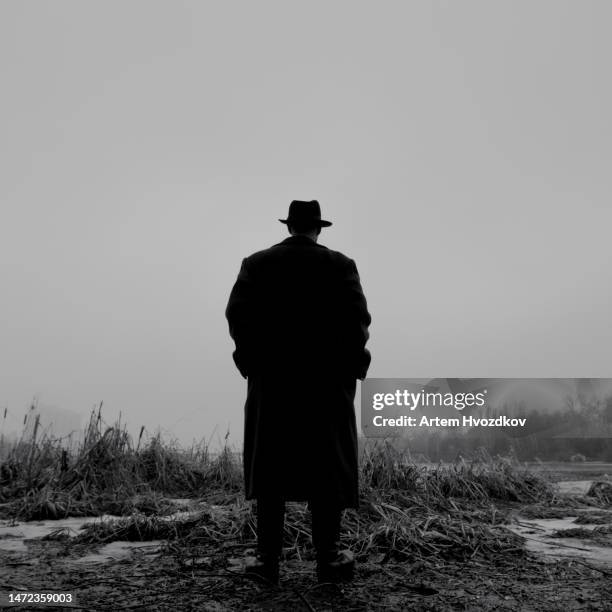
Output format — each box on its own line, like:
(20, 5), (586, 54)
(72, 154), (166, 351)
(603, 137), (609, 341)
(1, 1), (611, 448)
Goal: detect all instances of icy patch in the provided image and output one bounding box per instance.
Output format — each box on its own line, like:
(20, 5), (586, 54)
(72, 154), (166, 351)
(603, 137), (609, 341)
(510, 516), (612, 565)
(72, 540), (164, 564)
(557, 480), (593, 496)
(0, 515), (121, 552)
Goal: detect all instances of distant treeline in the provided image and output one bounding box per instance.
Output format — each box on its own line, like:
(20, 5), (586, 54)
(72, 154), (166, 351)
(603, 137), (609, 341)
(395, 398), (612, 462)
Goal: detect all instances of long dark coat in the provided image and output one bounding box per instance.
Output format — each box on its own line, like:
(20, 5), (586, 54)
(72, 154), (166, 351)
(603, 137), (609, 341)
(225, 235), (371, 509)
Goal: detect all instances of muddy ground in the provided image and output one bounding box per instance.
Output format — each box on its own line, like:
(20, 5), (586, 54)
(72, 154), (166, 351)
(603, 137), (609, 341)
(1, 530), (610, 611)
(1, 468), (611, 611)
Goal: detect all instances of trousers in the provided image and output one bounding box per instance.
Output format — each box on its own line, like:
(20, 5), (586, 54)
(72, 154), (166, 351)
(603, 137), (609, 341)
(256, 496), (342, 560)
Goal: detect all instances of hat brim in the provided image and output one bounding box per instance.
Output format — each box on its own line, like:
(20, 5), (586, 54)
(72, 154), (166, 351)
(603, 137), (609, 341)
(279, 219), (332, 227)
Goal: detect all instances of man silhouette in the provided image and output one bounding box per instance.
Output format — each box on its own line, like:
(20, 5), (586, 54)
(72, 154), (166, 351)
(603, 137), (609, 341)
(225, 200), (371, 584)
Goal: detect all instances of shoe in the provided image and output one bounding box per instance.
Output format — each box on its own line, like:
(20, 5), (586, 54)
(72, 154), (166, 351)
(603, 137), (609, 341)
(244, 553), (280, 586)
(316, 549), (355, 583)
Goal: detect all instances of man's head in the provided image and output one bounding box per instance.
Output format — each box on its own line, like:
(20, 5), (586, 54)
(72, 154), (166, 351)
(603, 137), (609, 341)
(279, 200), (332, 242)
(288, 221), (321, 241)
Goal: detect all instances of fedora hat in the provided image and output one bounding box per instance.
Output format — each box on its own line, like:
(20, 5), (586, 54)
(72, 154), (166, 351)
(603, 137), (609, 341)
(279, 200), (332, 227)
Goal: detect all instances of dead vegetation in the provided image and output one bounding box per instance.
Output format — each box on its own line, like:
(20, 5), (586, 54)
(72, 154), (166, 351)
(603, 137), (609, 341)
(1, 411), (611, 610)
(0, 410), (567, 566)
(587, 479), (612, 505)
(0, 407), (241, 519)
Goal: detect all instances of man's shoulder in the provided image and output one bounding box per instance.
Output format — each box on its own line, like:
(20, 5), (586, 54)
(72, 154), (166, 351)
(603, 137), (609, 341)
(321, 246), (356, 269)
(244, 241), (354, 269)
(241, 244), (285, 267)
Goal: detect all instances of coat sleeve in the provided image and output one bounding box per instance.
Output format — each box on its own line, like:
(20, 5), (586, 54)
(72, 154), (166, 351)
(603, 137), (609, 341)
(339, 258), (372, 380)
(225, 257), (256, 378)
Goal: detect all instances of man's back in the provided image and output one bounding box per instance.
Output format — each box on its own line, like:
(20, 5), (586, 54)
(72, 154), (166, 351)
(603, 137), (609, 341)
(226, 234), (371, 379)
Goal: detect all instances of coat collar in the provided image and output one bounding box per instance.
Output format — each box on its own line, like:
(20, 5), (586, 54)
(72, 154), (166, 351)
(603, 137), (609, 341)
(274, 235), (325, 248)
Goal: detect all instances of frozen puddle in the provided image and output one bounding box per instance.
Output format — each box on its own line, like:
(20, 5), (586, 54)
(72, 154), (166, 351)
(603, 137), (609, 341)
(0, 515), (162, 562)
(510, 516), (612, 565)
(0, 505), (205, 550)
(0, 516), (121, 552)
(0, 511), (194, 562)
(73, 540), (164, 564)
(557, 480), (593, 496)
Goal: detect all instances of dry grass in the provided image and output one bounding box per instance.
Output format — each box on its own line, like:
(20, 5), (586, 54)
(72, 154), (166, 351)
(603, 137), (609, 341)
(3, 416), (612, 611)
(72, 493), (524, 565)
(2, 413), (608, 568)
(0, 408), (240, 519)
(587, 479), (612, 505)
(573, 510), (612, 524)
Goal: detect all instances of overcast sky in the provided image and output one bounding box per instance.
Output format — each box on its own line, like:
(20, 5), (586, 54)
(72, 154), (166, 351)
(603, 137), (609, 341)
(1, 1), (611, 447)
